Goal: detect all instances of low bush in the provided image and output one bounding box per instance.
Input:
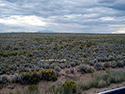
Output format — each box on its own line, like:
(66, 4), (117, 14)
(11, 74), (18, 83)
(9, 52), (17, 56)
(41, 70), (57, 81)
(66, 64), (71, 68)
(86, 41), (96, 47)
(94, 63), (102, 70)
(43, 63), (49, 69)
(49, 81), (82, 94)
(104, 62), (110, 68)
(76, 64), (94, 74)
(49, 82), (62, 94)
(11, 70), (57, 85)
(0, 52), (3, 56)
(117, 60), (124, 67)
(70, 68), (74, 73)
(50, 63), (57, 69)
(3, 53), (9, 57)
(13, 47), (18, 50)
(89, 59), (98, 66)
(70, 62), (76, 67)
(0, 76), (8, 84)
(62, 81), (77, 94)
(111, 61), (117, 68)
(18, 71), (40, 85)
(27, 53), (33, 57)
(59, 63), (66, 69)
(54, 66), (61, 72)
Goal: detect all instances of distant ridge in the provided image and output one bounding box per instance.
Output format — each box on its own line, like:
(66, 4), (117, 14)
(37, 31), (54, 33)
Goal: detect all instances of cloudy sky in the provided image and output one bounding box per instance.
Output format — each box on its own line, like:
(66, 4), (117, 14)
(0, 0), (125, 33)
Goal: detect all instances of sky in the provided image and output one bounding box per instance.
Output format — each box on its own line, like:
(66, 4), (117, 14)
(0, 0), (125, 33)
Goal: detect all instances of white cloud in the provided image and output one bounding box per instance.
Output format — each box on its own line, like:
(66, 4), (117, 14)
(112, 28), (125, 33)
(112, 32), (116, 34)
(64, 13), (99, 19)
(0, 0), (125, 33)
(100, 17), (115, 21)
(117, 28), (125, 33)
(0, 15), (46, 26)
(0, 3), (6, 6)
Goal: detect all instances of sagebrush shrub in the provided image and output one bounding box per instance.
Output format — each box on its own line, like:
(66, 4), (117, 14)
(62, 81), (77, 94)
(41, 70), (57, 81)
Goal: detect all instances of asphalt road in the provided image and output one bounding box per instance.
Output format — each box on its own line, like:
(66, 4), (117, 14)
(98, 87), (125, 94)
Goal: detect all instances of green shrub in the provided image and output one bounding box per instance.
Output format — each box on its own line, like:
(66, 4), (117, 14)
(13, 47), (18, 50)
(9, 52), (17, 56)
(41, 70), (57, 81)
(5, 46), (10, 50)
(53, 47), (58, 51)
(60, 46), (64, 49)
(3, 53), (9, 57)
(3, 68), (11, 71)
(0, 52), (3, 56)
(22, 47), (26, 49)
(23, 51), (26, 54)
(114, 58), (118, 61)
(19, 43), (24, 46)
(59, 41), (62, 44)
(28, 84), (38, 91)
(86, 41), (96, 47)
(83, 53), (87, 58)
(50, 81), (82, 94)
(79, 43), (85, 49)
(108, 50), (112, 52)
(18, 71), (40, 85)
(18, 71), (28, 75)
(62, 81), (77, 94)
(119, 51), (122, 54)
(52, 75), (57, 81)
(116, 48), (120, 50)
(27, 53), (33, 57)
(28, 71), (40, 85)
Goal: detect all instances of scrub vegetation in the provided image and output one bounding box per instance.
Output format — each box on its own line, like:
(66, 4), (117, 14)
(0, 33), (125, 94)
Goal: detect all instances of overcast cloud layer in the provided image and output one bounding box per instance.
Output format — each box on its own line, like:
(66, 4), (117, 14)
(0, 0), (125, 33)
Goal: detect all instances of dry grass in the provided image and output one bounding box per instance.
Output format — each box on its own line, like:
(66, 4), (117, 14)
(98, 80), (107, 88)
(48, 68), (125, 94)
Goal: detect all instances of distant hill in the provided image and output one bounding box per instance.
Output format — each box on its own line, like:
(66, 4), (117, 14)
(37, 31), (54, 33)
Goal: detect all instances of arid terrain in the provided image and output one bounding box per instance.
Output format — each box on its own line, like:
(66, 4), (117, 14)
(0, 33), (125, 94)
